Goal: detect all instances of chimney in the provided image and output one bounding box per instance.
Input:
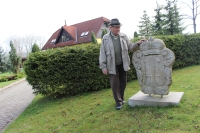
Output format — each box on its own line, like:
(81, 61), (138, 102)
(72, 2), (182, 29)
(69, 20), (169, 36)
(65, 20), (67, 26)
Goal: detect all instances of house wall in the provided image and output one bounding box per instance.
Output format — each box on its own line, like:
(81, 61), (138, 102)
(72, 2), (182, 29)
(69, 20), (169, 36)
(96, 23), (110, 38)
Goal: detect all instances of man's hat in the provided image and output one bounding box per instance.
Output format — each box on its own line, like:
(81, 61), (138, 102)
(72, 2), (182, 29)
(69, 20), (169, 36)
(109, 18), (122, 26)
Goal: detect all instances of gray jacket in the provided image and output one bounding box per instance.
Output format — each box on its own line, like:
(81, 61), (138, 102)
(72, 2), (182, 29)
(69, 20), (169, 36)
(99, 31), (139, 74)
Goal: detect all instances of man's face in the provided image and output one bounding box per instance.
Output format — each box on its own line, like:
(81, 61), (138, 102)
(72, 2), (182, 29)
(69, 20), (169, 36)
(110, 26), (121, 36)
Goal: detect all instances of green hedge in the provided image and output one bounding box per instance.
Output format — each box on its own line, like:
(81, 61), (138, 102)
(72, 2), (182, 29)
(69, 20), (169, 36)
(24, 45), (111, 97)
(155, 34), (200, 68)
(24, 33), (200, 97)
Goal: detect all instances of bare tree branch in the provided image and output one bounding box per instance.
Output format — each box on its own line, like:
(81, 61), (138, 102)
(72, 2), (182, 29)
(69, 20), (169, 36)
(179, 0), (200, 33)
(182, 14), (193, 19)
(36, 36), (46, 50)
(179, 1), (193, 10)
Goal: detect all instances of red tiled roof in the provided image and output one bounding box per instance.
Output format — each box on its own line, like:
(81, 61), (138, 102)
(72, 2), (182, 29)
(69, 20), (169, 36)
(62, 25), (76, 40)
(42, 16), (110, 50)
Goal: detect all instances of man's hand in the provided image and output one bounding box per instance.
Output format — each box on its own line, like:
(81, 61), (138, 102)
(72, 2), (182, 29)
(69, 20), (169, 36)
(102, 69), (108, 75)
(137, 39), (147, 45)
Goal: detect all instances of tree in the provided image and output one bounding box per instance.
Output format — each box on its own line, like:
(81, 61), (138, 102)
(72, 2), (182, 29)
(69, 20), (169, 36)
(138, 10), (152, 38)
(180, 0), (200, 33)
(152, 2), (165, 35)
(0, 46), (8, 73)
(91, 31), (98, 44)
(134, 31), (139, 38)
(36, 36), (46, 49)
(9, 41), (21, 74)
(101, 29), (108, 39)
(163, 0), (185, 35)
(21, 34), (38, 57)
(31, 43), (40, 53)
(7, 35), (24, 57)
(7, 34), (46, 57)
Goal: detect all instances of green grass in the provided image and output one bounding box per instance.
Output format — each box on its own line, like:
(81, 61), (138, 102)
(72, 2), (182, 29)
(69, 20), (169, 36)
(4, 65), (200, 133)
(0, 78), (25, 88)
(0, 70), (26, 88)
(0, 72), (13, 76)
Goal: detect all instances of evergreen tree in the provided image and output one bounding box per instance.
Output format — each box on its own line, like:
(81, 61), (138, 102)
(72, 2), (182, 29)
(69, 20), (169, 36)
(134, 31), (139, 38)
(0, 46), (8, 73)
(9, 41), (21, 74)
(152, 2), (165, 35)
(91, 31), (98, 45)
(101, 29), (107, 39)
(138, 10), (152, 38)
(31, 43), (40, 53)
(163, 0), (185, 35)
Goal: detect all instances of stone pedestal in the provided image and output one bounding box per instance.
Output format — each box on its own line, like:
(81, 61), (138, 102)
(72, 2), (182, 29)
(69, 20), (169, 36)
(129, 91), (184, 107)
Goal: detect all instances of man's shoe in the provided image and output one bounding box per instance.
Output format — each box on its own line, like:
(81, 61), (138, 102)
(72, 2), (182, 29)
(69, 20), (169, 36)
(116, 104), (122, 110)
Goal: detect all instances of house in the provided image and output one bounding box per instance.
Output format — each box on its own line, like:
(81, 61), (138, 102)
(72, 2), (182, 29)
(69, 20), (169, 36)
(42, 17), (110, 50)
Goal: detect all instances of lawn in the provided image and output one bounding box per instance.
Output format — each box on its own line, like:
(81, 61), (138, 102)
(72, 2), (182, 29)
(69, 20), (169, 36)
(3, 65), (200, 133)
(0, 69), (26, 88)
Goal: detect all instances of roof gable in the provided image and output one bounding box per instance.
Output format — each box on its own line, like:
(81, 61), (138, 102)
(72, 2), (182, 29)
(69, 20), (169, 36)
(55, 26), (76, 44)
(62, 26), (76, 40)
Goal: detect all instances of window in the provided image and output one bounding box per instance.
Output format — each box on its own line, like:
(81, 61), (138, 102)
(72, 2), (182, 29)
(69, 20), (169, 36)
(62, 36), (66, 42)
(80, 32), (85, 37)
(84, 31), (89, 36)
(51, 39), (56, 44)
(62, 34), (69, 42)
(80, 31), (89, 37)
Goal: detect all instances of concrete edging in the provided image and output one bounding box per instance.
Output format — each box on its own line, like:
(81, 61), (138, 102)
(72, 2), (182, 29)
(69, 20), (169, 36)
(0, 78), (26, 92)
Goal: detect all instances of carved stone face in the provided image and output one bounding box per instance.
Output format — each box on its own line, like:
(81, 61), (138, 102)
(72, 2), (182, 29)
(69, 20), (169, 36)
(132, 38), (175, 96)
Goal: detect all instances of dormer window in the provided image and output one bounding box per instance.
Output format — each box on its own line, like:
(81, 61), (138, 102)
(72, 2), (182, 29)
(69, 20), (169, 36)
(62, 34), (69, 42)
(62, 36), (66, 42)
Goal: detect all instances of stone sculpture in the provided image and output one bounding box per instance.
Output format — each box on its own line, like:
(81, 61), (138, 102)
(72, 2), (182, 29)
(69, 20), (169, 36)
(132, 37), (175, 97)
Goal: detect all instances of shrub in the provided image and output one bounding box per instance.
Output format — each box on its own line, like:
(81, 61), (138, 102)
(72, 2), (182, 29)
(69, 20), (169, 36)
(24, 33), (200, 98)
(131, 33), (200, 68)
(24, 45), (111, 97)
(0, 76), (8, 82)
(16, 71), (26, 79)
(6, 75), (17, 81)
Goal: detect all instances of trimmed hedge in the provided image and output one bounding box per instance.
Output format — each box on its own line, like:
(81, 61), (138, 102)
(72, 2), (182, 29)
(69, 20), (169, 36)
(156, 34), (200, 68)
(24, 33), (200, 97)
(133, 33), (200, 68)
(24, 45), (111, 97)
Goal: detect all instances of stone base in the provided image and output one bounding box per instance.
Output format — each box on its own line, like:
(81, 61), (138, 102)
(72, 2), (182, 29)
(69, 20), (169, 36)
(129, 91), (184, 107)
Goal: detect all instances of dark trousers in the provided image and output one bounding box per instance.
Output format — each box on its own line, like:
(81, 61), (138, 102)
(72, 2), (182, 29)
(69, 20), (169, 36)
(109, 64), (127, 105)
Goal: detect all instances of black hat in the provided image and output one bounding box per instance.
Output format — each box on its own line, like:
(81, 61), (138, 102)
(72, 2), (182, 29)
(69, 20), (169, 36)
(109, 18), (122, 26)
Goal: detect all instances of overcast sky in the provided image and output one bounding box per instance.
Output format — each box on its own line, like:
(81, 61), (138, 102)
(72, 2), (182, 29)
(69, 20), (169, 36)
(0, 0), (199, 50)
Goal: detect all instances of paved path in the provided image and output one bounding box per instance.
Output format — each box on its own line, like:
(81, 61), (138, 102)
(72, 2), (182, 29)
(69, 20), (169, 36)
(0, 79), (35, 133)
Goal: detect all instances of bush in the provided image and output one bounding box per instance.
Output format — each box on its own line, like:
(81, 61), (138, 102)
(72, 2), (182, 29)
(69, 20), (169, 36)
(24, 33), (200, 98)
(0, 76), (8, 82)
(24, 45), (111, 97)
(6, 75), (17, 81)
(131, 33), (200, 68)
(0, 70), (26, 83)
(16, 70), (26, 79)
